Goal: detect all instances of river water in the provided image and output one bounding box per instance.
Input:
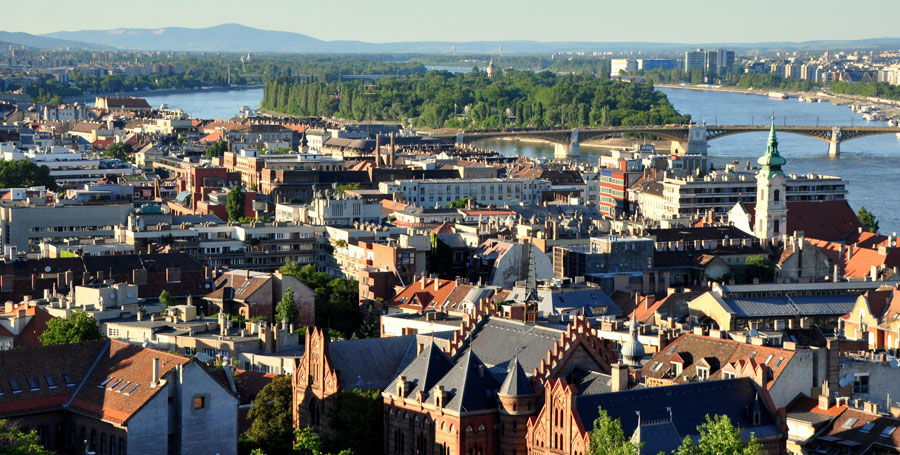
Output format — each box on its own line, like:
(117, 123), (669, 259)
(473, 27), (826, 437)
(147, 85), (900, 234)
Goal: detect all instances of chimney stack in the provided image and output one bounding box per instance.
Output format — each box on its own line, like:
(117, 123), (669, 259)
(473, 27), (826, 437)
(151, 358), (160, 388)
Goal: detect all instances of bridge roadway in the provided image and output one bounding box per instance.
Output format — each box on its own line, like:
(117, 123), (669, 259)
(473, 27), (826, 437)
(429, 124), (900, 157)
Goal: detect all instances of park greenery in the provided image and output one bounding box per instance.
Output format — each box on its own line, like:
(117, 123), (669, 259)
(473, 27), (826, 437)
(279, 262), (376, 339)
(261, 69), (690, 129)
(102, 142), (134, 161)
(0, 160), (57, 191)
(39, 311), (103, 346)
(588, 408), (640, 455)
(0, 419), (54, 455)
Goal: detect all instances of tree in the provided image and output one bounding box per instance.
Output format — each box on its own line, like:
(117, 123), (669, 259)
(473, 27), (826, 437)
(159, 289), (175, 307)
(103, 142), (133, 161)
(0, 420), (54, 455)
(857, 206), (880, 233)
(676, 414), (760, 455)
(276, 288), (299, 326)
(293, 427), (325, 455)
(743, 256), (775, 284)
(588, 408), (640, 455)
(227, 185), (246, 222)
(0, 160), (57, 190)
(244, 376), (294, 455)
(325, 388), (382, 455)
(39, 311), (103, 346)
(205, 140), (228, 160)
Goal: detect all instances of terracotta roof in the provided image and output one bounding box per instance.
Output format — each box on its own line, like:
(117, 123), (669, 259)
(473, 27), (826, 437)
(642, 333), (795, 389)
(743, 200), (863, 242)
(69, 341), (190, 425)
(787, 395), (847, 417)
(205, 270), (270, 302)
(813, 407), (900, 455)
(391, 277), (457, 311)
(200, 130), (224, 143)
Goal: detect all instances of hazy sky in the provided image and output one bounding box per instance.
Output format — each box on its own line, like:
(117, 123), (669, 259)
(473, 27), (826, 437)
(7, 0), (900, 43)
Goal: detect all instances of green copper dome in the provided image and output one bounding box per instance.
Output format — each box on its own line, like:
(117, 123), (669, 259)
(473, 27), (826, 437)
(757, 117), (786, 177)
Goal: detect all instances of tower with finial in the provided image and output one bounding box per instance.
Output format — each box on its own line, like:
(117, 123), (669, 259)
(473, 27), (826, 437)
(486, 57), (496, 79)
(754, 115), (788, 241)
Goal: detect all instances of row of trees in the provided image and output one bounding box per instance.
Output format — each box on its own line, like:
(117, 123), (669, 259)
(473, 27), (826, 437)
(261, 69), (690, 129)
(0, 160), (57, 190)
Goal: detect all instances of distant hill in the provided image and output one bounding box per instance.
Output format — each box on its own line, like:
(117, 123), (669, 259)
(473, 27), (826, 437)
(0, 31), (112, 50)
(35, 24), (900, 54)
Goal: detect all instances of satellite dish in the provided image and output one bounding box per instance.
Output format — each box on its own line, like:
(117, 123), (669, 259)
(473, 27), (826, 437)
(891, 359), (900, 369)
(44, 266), (51, 272)
(205, 283), (211, 289)
(839, 377), (850, 388)
(109, 293), (116, 299)
(196, 352), (211, 363)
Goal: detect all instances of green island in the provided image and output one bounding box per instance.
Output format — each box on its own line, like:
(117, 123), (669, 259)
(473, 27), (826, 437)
(261, 69), (690, 129)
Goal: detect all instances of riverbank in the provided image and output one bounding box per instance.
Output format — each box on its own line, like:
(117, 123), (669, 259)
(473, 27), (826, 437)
(67, 84), (263, 104)
(657, 84), (900, 119)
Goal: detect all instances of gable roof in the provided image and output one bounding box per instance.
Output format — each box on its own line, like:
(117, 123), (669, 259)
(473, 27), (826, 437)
(387, 342), (453, 400)
(433, 350), (500, 412)
(327, 335), (419, 390)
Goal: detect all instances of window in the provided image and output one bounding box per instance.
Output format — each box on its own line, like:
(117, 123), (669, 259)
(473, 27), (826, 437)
(26, 377), (39, 391)
(8, 379), (21, 393)
(107, 379), (122, 390)
(697, 367), (709, 380)
(723, 371), (736, 380)
(45, 376), (57, 389)
(774, 219), (780, 234)
(764, 354), (774, 365)
(99, 377), (113, 388)
(860, 422), (875, 433)
(842, 418), (858, 429)
(882, 426), (897, 437)
(774, 189), (780, 202)
(853, 374), (870, 394)
(63, 373), (75, 386)
(774, 357), (785, 368)
(193, 396), (205, 409)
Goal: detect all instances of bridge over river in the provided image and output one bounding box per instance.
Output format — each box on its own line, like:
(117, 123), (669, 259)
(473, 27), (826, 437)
(430, 124), (900, 157)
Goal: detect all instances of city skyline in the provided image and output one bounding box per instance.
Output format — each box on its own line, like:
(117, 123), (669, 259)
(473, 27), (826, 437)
(5, 0), (900, 45)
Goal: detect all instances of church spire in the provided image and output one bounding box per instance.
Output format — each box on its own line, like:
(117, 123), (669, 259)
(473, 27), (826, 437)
(757, 116), (786, 177)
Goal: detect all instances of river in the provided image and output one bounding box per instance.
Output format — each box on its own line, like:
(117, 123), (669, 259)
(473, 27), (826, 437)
(146, 85), (900, 233)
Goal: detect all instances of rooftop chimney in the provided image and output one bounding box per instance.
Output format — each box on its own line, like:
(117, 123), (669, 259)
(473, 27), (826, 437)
(151, 358), (159, 388)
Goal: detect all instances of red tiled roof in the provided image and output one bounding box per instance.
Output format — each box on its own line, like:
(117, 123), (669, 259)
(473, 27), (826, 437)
(200, 130), (224, 143)
(744, 200), (863, 242)
(391, 278), (457, 311)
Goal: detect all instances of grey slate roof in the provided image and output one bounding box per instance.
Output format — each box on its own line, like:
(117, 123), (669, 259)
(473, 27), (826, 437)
(631, 419), (683, 455)
(498, 356), (534, 397)
(719, 280), (899, 295)
(328, 335), (419, 390)
(433, 350), (500, 413)
(722, 295), (858, 318)
(459, 318), (560, 380)
(387, 342), (453, 399)
(576, 378), (782, 455)
(505, 287), (622, 317)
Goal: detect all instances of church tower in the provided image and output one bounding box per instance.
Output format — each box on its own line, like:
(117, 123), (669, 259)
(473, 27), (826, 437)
(754, 117), (788, 240)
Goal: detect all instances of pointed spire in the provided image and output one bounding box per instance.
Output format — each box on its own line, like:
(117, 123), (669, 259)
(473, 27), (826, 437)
(757, 115), (786, 177)
(499, 351), (534, 397)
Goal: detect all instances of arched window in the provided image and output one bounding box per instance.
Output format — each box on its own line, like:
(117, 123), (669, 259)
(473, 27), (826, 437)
(100, 433), (106, 455)
(773, 189), (780, 202)
(774, 219), (780, 234)
(308, 398), (320, 426)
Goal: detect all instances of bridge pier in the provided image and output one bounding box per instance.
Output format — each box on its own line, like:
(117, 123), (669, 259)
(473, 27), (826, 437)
(553, 128), (580, 158)
(828, 127), (841, 158)
(671, 125), (708, 155)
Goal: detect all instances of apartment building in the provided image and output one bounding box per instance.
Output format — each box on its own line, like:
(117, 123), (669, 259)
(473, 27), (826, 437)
(632, 164), (847, 221)
(378, 178), (551, 206)
(275, 196), (382, 227)
(0, 199), (133, 255)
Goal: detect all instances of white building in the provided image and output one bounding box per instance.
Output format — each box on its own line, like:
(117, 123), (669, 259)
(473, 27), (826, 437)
(378, 178), (551, 207)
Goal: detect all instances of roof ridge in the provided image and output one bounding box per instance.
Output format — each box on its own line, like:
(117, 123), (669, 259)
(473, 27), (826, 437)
(64, 339), (110, 409)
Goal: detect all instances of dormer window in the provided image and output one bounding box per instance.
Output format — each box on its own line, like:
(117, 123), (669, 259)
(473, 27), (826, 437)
(697, 366), (709, 380)
(670, 362), (682, 375)
(723, 371), (736, 380)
